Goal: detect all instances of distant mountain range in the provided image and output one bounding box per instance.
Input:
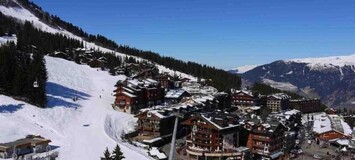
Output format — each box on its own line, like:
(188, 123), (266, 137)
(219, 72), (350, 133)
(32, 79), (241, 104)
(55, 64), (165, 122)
(231, 54), (355, 109)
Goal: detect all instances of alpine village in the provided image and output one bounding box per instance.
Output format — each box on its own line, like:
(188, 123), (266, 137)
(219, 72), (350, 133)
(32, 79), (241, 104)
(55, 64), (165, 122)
(1, 0), (355, 160)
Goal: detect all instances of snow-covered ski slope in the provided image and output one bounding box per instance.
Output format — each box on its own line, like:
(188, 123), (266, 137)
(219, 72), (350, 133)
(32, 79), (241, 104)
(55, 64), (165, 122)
(0, 56), (151, 160)
(0, 1), (196, 81)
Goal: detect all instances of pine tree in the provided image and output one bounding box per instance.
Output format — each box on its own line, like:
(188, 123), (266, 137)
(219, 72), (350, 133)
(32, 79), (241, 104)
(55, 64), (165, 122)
(102, 147), (111, 160)
(111, 144), (125, 160)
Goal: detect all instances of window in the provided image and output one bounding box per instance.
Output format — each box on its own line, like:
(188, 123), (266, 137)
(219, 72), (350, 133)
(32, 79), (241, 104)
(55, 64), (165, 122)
(119, 100), (126, 106)
(193, 125), (197, 132)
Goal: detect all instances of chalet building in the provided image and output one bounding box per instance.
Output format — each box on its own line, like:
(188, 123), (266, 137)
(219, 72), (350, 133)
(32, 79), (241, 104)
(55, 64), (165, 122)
(230, 89), (256, 107)
(182, 82), (218, 96)
(246, 121), (287, 160)
(182, 112), (251, 160)
(0, 135), (51, 159)
(325, 108), (337, 115)
(312, 113), (352, 147)
(135, 110), (176, 138)
(290, 98), (321, 113)
(267, 93), (290, 113)
(132, 68), (158, 80)
(165, 89), (191, 104)
(135, 104), (200, 146)
(190, 95), (219, 112)
(113, 79), (165, 114)
(153, 74), (173, 89)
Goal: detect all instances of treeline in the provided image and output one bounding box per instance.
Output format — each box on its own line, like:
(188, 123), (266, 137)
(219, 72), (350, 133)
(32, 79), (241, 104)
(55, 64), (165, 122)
(0, 12), (22, 35)
(17, 22), (83, 53)
(117, 46), (241, 91)
(251, 83), (328, 111)
(0, 12), (126, 108)
(14, 0), (242, 91)
(16, 0), (119, 49)
(0, 43), (47, 108)
(250, 83), (303, 99)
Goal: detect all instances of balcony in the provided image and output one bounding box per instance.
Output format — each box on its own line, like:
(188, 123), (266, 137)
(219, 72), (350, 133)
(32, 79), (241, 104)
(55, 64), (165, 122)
(193, 141), (212, 147)
(194, 135), (211, 140)
(253, 136), (271, 142)
(253, 144), (266, 149)
(195, 129), (210, 134)
(186, 147), (243, 157)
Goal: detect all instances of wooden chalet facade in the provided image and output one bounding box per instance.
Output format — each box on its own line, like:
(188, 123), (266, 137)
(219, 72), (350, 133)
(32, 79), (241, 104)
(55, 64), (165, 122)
(113, 79), (165, 114)
(246, 121), (287, 160)
(230, 90), (256, 107)
(135, 110), (176, 138)
(313, 114), (352, 147)
(182, 112), (250, 160)
(164, 89), (191, 104)
(153, 74), (174, 89)
(290, 98), (321, 113)
(0, 135), (51, 159)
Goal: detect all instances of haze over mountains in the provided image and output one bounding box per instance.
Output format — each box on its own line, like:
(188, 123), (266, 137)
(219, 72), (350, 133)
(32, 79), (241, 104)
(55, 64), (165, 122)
(232, 54), (355, 109)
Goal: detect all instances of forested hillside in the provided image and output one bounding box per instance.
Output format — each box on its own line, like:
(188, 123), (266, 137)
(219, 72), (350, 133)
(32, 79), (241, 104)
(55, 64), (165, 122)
(4, 0), (241, 91)
(0, 42), (47, 108)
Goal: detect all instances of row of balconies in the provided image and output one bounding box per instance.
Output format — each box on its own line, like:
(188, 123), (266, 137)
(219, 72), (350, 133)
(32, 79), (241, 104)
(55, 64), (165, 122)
(186, 147), (243, 157)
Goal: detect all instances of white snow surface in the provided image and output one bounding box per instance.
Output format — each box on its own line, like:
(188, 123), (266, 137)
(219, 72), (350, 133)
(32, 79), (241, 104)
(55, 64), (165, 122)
(285, 54), (355, 71)
(262, 78), (298, 92)
(312, 113), (332, 134)
(0, 56), (151, 160)
(0, 35), (17, 45)
(233, 64), (259, 74)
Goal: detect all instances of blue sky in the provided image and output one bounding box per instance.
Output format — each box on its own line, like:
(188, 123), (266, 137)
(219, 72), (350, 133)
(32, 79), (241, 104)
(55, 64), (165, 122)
(32, 0), (355, 69)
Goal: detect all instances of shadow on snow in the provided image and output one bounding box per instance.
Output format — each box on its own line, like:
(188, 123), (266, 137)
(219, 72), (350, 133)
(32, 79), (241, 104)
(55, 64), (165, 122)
(0, 104), (24, 113)
(46, 82), (90, 108)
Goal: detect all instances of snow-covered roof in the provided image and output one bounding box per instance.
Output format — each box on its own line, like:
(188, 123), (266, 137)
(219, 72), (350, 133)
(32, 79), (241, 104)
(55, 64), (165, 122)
(122, 91), (137, 98)
(247, 106), (261, 110)
(143, 137), (162, 144)
(340, 118), (352, 136)
(268, 93), (290, 100)
(284, 110), (300, 116)
(200, 112), (240, 130)
(165, 89), (187, 99)
(148, 147), (167, 159)
(127, 79), (142, 87)
(313, 113), (332, 134)
(312, 113), (352, 136)
(336, 139), (350, 146)
(232, 90), (253, 97)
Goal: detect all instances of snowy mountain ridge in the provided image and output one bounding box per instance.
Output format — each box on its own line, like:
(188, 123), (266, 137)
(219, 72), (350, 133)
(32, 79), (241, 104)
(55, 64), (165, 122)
(232, 64), (259, 74)
(240, 54), (355, 109)
(284, 54), (355, 71)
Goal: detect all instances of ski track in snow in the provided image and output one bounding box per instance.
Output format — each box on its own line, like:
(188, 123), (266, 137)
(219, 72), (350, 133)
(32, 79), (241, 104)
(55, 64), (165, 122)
(0, 56), (151, 160)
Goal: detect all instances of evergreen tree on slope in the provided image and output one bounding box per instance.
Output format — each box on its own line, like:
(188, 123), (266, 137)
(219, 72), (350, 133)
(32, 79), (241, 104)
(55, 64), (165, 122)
(112, 144), (125, 160)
